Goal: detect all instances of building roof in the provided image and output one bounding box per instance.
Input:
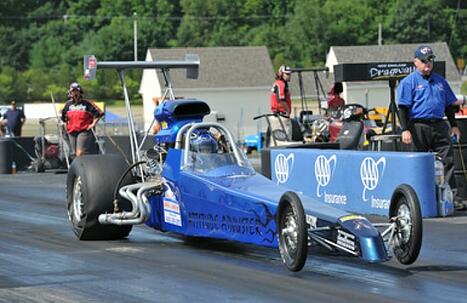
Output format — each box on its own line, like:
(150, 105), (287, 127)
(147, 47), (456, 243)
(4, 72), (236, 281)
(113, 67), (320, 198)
(329, 42), (461, 82)
(148, 46), (274, 89)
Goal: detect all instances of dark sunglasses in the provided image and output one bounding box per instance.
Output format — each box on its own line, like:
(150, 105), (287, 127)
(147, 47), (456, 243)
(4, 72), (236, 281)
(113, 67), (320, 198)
(420, 58), (434, 64)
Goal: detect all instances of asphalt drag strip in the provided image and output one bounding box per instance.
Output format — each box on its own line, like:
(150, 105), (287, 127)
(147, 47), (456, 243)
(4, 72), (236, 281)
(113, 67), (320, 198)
(0, 172), (466, 303)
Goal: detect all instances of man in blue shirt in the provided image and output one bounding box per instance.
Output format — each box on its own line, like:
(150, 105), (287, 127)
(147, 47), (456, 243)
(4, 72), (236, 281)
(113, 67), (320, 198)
(397, 45), (461, 207)
(3, 101), (26, 137)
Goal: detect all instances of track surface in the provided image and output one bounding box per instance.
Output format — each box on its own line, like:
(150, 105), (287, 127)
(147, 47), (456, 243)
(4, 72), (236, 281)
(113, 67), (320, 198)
(1, 173), (466, 303)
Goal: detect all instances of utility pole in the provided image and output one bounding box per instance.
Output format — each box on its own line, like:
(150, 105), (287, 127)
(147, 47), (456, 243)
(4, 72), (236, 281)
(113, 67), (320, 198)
(378, 23), (382, 46)
(133, 12), (138, 61)
(448, 0), (461, 47)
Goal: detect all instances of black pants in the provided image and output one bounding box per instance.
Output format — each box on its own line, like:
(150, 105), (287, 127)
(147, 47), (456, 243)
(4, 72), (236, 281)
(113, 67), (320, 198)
(409, 120), (456, 190)
(69, 130), (98, 155)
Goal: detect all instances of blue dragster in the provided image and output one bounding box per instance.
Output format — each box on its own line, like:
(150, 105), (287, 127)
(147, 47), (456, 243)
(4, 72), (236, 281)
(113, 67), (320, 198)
(66, 58), (422, 272)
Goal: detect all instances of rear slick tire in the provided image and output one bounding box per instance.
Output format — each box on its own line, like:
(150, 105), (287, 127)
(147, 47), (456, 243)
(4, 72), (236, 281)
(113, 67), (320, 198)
(277, 191), (308, 272)
(66, 154), (133, 240)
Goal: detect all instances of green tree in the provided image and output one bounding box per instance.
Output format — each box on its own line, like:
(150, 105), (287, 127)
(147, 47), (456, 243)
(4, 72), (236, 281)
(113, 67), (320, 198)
(0, 67), (14, 102)
(0, 67), (30, 102)
(282, 0), (378, 67)
(30, 36), (69, 69)
(66, 0), (105, 31)
(25, 68), (53, 101)
(445, 1), (467, 61)
(177, 0), (238, 46)
(12, 71), (30, 102)
(385, 0), (452, 44)
(43, 84), (67, 100)
(176, 0), (292, 47)
(0, 0), (464, 103)
(0, 27), (40, 71)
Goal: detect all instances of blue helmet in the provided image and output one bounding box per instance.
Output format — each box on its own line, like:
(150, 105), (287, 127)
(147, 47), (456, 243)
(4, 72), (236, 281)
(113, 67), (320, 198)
(190, 131), (218, 153)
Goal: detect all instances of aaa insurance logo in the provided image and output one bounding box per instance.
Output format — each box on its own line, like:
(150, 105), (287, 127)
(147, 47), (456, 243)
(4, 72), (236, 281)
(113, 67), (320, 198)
(314, 155), (337, 197)
(360, 157), (386, 201)
(274, 153), (294, 184)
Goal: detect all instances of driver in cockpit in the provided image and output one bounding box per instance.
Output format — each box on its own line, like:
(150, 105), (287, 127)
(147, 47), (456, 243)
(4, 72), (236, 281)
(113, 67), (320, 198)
(190, 131), (219, 154)
(189, 129), (235, 173)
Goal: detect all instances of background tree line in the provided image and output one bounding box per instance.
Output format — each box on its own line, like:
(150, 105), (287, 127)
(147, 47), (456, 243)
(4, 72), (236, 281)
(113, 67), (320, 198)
(0, 0), (465, 103)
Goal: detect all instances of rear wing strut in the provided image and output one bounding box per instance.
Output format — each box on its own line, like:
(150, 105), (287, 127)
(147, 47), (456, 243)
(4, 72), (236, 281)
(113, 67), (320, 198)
(83, 54), (200, 179)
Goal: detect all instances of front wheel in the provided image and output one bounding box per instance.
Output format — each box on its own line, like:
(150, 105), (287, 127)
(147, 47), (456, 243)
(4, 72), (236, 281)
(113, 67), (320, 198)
(389, 184), (422, 265)
(277, 191), (308, 272)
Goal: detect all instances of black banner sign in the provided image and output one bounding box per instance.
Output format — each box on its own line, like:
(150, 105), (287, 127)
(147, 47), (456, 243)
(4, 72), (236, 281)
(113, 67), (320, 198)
(334, 61), (446, 82)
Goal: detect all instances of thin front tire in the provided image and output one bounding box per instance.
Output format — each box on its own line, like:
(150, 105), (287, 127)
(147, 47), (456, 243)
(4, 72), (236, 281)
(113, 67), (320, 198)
(389, 184), (422, 265)
(277, 191), (308, 272)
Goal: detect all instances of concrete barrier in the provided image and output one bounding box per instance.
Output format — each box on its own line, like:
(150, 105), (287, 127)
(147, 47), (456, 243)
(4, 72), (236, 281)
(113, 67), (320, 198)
(263, 148), (438, 217)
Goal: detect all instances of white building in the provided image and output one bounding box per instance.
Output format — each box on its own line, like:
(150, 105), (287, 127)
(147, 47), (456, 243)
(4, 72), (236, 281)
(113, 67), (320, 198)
(139, 46), (274, 139)
(325, 42), (462, 108)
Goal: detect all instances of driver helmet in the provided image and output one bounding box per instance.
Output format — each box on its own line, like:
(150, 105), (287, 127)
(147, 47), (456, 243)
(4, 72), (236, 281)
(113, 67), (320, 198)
(190, 130), (219, 154)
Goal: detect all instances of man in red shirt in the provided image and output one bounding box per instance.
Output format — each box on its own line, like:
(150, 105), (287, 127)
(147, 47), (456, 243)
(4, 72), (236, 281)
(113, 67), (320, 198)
(61, 82), (103, 157)
(270, 65), (292, 117)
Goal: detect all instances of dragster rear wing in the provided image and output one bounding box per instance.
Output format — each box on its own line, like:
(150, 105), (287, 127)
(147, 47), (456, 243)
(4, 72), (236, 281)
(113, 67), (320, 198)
(83, 54), (200, 80)
(82, 54), (200, 178)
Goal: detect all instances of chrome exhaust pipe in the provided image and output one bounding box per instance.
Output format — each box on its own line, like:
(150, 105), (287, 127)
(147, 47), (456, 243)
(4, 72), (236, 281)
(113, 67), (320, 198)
(98, 180), (161, 225)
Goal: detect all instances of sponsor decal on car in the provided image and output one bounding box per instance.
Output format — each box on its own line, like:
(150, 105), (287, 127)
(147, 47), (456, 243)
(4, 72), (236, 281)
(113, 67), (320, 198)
(164, 200), (180, 213)
(187, 212), (259, 236)
(184, 203), (276, 243)
(163, 181), (182, 226)
(339, 215), (372, 230)
(339, 214), (365, 222)
(163, 199), (182, 226)
(337, 229), (356, 251)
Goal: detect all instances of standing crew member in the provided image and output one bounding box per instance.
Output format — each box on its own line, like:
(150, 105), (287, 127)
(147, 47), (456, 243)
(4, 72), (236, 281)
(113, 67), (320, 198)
(326, 82), (345, 112)
(397, 45), (462, 205)
(61, 82), (103, 157)
(267, 65), (293, 146)
(270, 65), (292, 117)
(3, 101), (26, 136)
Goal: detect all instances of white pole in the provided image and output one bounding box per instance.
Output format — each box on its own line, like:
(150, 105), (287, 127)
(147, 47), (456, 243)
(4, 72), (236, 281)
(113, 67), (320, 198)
(378, 23), (382, 46)
(133, 12), (138, 61)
